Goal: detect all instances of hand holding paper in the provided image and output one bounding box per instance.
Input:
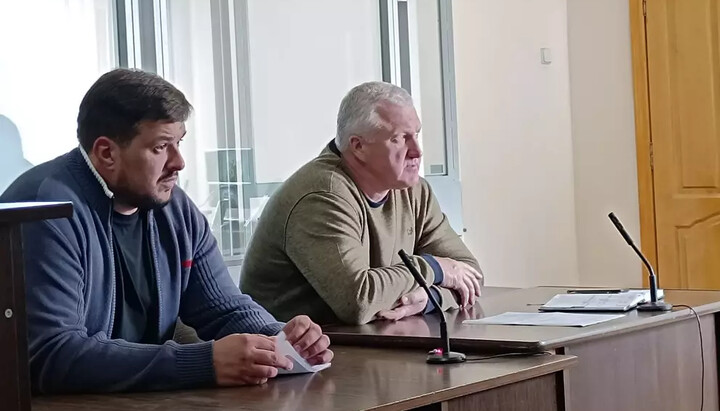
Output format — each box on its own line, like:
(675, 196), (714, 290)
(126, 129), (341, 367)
(280, 315), (334, 365)
(276, 331), (331, 375)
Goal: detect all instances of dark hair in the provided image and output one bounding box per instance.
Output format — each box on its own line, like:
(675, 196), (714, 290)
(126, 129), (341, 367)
(77, 68), (192, 151)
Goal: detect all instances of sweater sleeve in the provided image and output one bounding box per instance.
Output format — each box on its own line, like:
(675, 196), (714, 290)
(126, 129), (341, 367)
(179, 203), (284, 339)
(415, 180), (483, 285)
(284, 192), (438, 325)
(24, 218), (215, 394)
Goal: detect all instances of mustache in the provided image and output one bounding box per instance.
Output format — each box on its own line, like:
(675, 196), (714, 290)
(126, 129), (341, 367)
(159, 173), (178, 182)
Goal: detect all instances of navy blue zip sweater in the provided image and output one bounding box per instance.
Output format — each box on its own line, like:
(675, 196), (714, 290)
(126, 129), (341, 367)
(0, 147), (284, 394)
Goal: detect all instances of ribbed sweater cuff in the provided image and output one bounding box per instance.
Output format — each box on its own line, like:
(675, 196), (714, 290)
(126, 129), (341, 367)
(421, 254), (444, 285)
(176, 341), (216, 387)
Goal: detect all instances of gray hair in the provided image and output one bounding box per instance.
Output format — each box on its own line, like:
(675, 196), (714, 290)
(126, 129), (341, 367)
(335, 81), (414, 152)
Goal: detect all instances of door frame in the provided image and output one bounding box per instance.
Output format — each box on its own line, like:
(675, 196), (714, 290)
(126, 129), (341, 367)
(629, 0), (655, 285)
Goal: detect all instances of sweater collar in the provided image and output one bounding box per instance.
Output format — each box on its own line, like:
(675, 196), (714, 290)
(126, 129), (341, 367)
(66, 147), (115, 213)
(79, 146), (114, 199)
(325, 139), (389, 208)
(328, 139), (341, 157)
(67, 147), (158, 223)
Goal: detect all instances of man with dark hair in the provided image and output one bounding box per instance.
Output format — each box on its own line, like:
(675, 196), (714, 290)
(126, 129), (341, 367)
(0, 68), (332, 394)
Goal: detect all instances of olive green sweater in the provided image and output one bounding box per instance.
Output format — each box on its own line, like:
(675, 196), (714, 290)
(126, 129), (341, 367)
(240, 142), (480, 325)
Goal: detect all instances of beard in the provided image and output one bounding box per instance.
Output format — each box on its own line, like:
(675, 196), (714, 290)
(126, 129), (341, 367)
(112, 178), (173, 211)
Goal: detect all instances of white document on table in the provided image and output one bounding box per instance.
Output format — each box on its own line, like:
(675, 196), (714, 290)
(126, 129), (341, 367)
(541, 290), (666, 312)
(275, 331), (332, 375)
(462, 312), (625, 327)
(539, 293), (645, 312)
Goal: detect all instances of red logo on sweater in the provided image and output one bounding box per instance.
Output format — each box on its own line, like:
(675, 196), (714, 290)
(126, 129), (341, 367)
(182, 259), (193, 268)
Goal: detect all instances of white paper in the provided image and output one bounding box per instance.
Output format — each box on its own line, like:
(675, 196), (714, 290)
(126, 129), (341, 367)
(462, 312), (625, 327)
(540, 293), (644, 311)
(540, 289), (666, 312)
(275, 331), (332, 375)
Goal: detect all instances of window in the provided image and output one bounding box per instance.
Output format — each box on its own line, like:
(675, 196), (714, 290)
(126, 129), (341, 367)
(382, 0), (463, 233)
(131, 0), (463, 264)
(0, 0), (118, 192)
(160, 0), (383, 262)
(0, 0), (462, 269)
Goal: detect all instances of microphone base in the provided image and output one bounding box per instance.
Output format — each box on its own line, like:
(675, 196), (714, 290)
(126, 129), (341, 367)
(637, 301), (673, 312)
(427, 351), (466, 364)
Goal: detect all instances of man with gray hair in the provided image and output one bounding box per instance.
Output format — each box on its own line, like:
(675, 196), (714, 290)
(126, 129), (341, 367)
(241, 81), (482, 325)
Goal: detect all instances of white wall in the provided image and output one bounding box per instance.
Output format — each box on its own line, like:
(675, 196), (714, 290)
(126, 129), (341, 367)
(453, 0), (580, 287)
(567, 0), (642, 287)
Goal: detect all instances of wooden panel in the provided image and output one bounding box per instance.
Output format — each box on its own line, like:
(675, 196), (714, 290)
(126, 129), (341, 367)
(442, 374), (557, 411)
(679, 214), (720, 288)
(0, 224), (30, 411)
(553, 348), (570, 411)
(33, 347), (574, 411)
(0, 202), (72, 224)
(669, 0), (720, 189)
(563, 314), (717, 411)
(645, 0), (720, 288)
(0, 203), (73, 411)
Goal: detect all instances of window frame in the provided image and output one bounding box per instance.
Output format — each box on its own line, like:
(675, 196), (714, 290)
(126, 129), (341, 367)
(117, 0), (465, 262)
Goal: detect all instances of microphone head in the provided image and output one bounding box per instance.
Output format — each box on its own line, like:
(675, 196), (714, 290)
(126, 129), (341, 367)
(608, 212), (623, 231)
(608, 212), (635, 246)
(607, 212), (659, 289)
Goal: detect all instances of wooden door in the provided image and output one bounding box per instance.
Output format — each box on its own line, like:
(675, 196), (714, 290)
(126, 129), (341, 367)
(639, 0), (720, 288)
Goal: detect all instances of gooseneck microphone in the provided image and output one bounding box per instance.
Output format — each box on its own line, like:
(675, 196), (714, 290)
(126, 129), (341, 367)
(608, 212), (673, 312)
(398, 249), (466, 364)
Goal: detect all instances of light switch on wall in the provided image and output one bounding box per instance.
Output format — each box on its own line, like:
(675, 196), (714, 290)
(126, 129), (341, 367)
(541, 47), (552, 65)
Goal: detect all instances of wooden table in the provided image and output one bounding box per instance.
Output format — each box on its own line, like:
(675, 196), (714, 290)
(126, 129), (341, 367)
(325, 286), (720, 411)
(0, 202), (73, 411)
(33, 346), (575, 411)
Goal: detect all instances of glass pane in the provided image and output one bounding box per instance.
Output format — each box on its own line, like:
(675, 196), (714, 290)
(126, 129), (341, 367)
(165, 0), (383, 261)
(246, 0), (382, 184)
(0, 0), (117, 192)
(165, 0), (242, 258)
(410, 0), (448, 176)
